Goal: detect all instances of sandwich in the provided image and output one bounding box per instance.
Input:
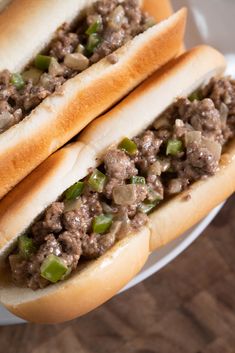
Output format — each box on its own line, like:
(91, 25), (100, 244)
(0, 45), (234, 324)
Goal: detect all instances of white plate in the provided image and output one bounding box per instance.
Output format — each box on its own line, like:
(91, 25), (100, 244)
(0, 0), (234, 325)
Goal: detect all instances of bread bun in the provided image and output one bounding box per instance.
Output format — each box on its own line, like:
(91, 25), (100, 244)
(0, 6), (186, 199)
(0, 45), (231, 324)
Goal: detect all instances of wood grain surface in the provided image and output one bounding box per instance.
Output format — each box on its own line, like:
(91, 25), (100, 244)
(0, 195), (234, 353)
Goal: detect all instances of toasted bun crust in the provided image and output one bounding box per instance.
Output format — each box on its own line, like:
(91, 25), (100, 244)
(0, 45), (231, 324)
(0, 7), (185, 199)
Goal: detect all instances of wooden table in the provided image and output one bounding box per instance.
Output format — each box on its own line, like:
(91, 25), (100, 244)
(0, 195), (234, 353)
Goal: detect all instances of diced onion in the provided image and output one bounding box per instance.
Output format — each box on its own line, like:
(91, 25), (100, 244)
(108, 5), (125, 30)
(0, 111), (14, 130)
(185, 131), (202, 146)
(175, 119), (184, 128)
(115, 211), (131, 239)
(64, 53), (89, 71)
(101, 202), (115, 214)
(148, 161), (162, 176)
(113, 185), (137, 205)
(160, 159), (171, 173)
(49, 58), (64, 77)
(153, 117), (168, 130)
(220, 102), (229, 125)
(64, 198), (82, 212)
(76, 44), (85, 54)
(202, 138), (222, 162)
(39, 73), (53, 90)
(9, 254), (21, 271)
(109, 221), (122, 237)
(22, 68), (42, 85)
(167, 179), (183, 195)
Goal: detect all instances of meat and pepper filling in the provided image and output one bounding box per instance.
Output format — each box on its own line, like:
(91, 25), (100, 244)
(0, 0), (154, 133)
(8, 76), (235, 290)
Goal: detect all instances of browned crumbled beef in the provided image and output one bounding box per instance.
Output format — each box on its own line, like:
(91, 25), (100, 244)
(190, 99), (223, 143)
(203, 77), (235, 115)
(94, 0), (118, 16)
(10, 76), (235, 291)
(122, 0), (143, 32)
(63, 208), (90, 233)
(84, 192), (103, 217)
(59, 231), (82, 269)
(173, 98), (224, 144)
(167, 178), (184, 195)
(134, 130), (162, 172)
(31, 202), (64, 244)
(203, 77), (235, 140)
(31, 222), (50, 244)
(186, 143), (219, 175)
(90, 29), (126, 64)
(25, 234), (62, 290)
(172, 141), (219, 182)
(9, 255), (29, 287)
(147, 175), (164, 200)
(82, 232), (115, 259)
(90, 0), (148, 63)
(104, 178), (124, 199)
(0, 100), (12, 112)
(97, 232), (116, 254)
(131, 212), (148, 229)
(135, 184), (148, 202)
(155, 127), (172, 143)
(82, 234), (102, 258)
(43, 202), (64, 232)
(63, 193), (102, 233)
(0, 70), (11, 86)
(50, 24), (79, 60)
(21, 75), (65, 111)
(104, 149), (137, 180)
(0, 0), (151, 134)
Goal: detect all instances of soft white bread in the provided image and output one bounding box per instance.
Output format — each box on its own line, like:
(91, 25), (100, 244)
(0, 45), (231, 324)
(0, 6), (186, 199)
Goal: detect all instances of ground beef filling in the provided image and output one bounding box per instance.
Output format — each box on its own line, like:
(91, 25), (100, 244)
(0, 0), (153, 133)
(9, 77), (235, 290)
